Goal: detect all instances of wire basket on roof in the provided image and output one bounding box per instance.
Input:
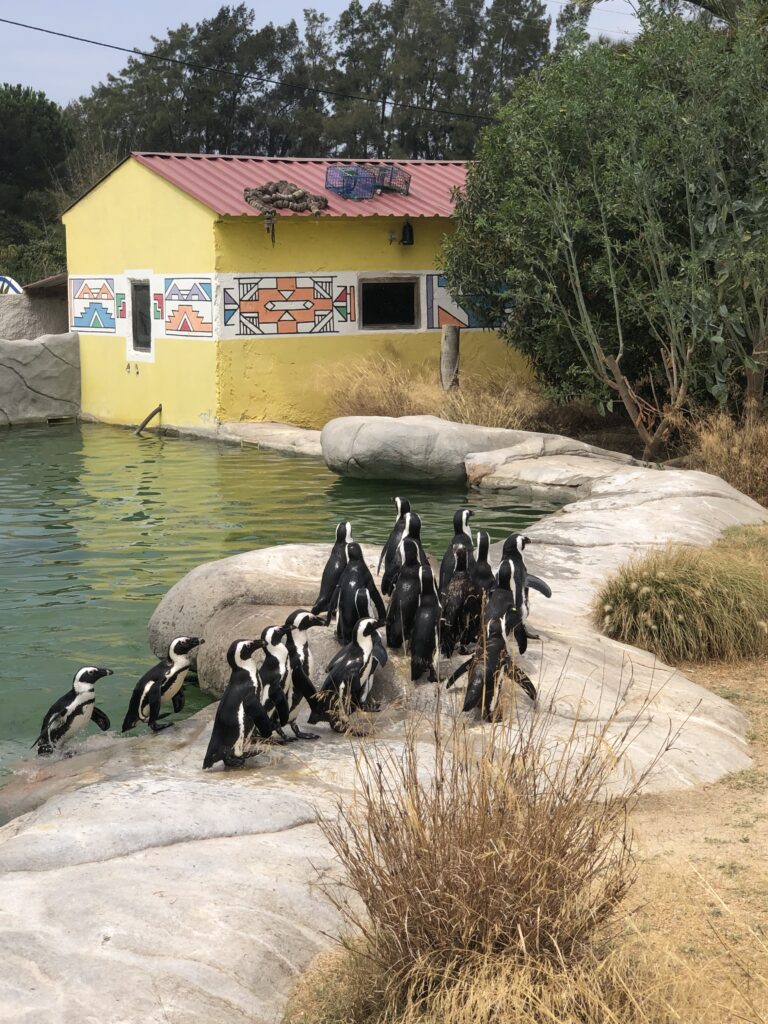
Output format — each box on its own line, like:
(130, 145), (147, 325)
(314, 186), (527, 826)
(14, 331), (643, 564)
(325, 164), (378, 200)
(375, 164), (411, 196)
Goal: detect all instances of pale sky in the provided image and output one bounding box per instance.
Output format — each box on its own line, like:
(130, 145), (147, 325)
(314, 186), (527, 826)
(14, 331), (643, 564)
(0, 0), (639, 106)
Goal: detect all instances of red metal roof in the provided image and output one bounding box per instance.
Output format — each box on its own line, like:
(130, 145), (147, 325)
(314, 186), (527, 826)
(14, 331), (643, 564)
(132, 153), (466, 219)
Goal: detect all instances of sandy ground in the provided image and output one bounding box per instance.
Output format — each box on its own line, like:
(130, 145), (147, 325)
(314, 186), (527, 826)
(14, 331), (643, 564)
(630, 659), (768, 1016)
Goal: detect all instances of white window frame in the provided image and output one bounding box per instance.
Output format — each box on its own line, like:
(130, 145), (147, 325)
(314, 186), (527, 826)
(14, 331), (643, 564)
(124, 269), (156, 363)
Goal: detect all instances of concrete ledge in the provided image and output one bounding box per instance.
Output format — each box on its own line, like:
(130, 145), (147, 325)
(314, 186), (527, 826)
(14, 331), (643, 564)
(166, 420), (323, 457)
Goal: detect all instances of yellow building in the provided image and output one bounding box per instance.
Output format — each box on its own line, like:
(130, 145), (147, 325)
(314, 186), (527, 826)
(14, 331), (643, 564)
(63, 153), (518, 429)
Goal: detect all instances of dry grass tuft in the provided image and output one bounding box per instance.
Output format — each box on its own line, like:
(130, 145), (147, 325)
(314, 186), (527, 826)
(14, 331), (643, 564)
(689, 413), (768, 507)
(594, 543), (768, 663)
(320, 355), (552, 430)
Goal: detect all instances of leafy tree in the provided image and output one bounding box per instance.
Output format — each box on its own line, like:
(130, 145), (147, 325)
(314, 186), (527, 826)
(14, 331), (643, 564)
(443, 5), (768, 456)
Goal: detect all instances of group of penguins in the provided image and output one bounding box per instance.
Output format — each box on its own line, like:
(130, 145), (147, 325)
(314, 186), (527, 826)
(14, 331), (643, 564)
(33, 498), (552, 770)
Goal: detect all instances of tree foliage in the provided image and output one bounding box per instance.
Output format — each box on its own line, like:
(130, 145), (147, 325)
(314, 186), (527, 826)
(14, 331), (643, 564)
(444, 2), (768, 455)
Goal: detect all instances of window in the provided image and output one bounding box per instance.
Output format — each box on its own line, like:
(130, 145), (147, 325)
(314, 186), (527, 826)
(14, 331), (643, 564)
(131, 281), (152, 352)
(360, 279), (418, 329)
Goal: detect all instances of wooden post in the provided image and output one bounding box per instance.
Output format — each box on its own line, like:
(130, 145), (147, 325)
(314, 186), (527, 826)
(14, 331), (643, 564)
(440, 325), (460, 390)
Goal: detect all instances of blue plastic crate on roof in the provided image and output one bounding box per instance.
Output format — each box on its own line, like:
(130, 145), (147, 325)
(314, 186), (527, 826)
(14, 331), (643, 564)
(325, 164), (378, 200)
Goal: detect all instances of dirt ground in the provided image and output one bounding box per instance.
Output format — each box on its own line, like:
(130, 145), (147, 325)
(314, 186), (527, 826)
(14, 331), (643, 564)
(630, 659), (768, 1018)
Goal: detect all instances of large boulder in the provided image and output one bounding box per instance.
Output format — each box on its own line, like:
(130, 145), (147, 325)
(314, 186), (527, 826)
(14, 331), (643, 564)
(321, 415), (537, 481)
(0, 332), (80, 426)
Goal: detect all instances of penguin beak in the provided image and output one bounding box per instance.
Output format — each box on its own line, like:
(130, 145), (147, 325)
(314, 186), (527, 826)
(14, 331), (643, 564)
(98, 668), (114, 678)
(372, 620), (386, 630)
(308, 616), (325, 629)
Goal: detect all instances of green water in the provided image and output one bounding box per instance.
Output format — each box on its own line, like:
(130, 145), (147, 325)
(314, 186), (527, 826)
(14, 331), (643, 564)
(0, 422), (557, 772)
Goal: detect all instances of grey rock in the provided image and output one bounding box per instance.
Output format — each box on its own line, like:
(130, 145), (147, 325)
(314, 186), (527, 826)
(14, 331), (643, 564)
(466, 434), (637, 489)
(321, 415), (539, 481)
(0, 333), (80, 426)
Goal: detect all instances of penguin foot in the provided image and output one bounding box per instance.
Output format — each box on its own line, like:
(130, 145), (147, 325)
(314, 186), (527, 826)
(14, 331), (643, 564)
(150, 722), (174, 733)
(295, 729), (320, 740)
(222, 754), (248, 769)
(363, 700), (382, 713)
(524, 627), (541, 640)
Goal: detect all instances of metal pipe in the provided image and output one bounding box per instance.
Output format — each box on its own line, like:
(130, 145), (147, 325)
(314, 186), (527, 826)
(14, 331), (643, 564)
(133, 404), (162, 436)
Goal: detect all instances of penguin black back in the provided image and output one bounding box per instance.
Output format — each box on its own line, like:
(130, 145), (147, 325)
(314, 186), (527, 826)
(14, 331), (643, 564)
(386, 537), (423, 649)
(332, 543), (386, 645)
(378, 496), (411, 582)
(411, 563), (441, 682)
(440, 545), (481, 657)
(313, 521), (352, 614)
(439, 509), (475, 595)
(471, 530), (495, 592)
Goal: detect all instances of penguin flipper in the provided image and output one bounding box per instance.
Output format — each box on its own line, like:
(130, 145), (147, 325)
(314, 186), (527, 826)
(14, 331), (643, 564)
(526, 574), (552, 599)
(172, 688), (186, 714)
(446, 658), (471, 689)
(514, 622), (528, 655)
(372, 635), (389, 668)
(91, 707), (111, 732)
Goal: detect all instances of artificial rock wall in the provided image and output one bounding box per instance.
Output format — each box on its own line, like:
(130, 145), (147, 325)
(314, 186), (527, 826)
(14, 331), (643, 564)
(0, 332), (81, 425)
(0, 293), (68, 341)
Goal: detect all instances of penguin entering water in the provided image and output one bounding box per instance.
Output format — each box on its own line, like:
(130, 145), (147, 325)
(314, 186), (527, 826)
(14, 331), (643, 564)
(281, 609), (327, 739)
(122, 636), (204, 733)
(446, 608), (535, 720)
(499, 533), (552, 646)
(312, 521), (353, 615)
(35, 666), (114, 756)
(411, 563), (442, 682)
(202, 637), (286, 770)
(378, 497), (411, 591)
(309, 619), (388, 733)
(386, 537), (423, 650)
(327, 542), (386, 644)
(439, 509), (475, 595)
(381, 512), (428, 595)
(440, 545), (482, 658)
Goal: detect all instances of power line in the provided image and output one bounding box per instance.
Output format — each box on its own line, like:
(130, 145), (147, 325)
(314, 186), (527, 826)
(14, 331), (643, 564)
(547, 0), (639, 20)
(0, 16), (497, 124)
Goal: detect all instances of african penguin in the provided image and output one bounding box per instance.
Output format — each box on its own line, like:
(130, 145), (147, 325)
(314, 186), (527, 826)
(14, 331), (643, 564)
(378, 496), (411, 588)
(281, 609), (327, 739)
(439, 509), (475, 595)
(327, 542), (386, 644)
(310, 618), (388, 733)
(386, 537), (422, 650)
(381, 512), (428, 595)
(202, 637), (283, 770)
(499, 533), (552, 645)
(312, 521), (353, 615)
(440, 545), (481, 658)
(122, 636), (203, 733)
(35, 666), (114, 756)
(410, 562), (442, 683)
(471, 530), (495, 593)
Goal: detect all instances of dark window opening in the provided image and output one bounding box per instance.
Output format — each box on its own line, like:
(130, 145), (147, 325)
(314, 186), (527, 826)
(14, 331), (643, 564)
(360, 280), (418, 329)
(131, 281), (152, 352)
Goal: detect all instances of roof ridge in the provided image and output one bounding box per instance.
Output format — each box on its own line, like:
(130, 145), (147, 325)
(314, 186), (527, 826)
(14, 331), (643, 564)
(131, 151), (467, 166)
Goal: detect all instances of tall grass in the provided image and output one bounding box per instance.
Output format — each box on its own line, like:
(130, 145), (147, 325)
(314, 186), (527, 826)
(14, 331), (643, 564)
(594, 543), (768, 663)
(689, 413), (768, 507)
(290, 697), (687, 1023)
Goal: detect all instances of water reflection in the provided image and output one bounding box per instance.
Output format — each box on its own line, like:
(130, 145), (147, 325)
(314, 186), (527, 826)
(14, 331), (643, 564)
(0, 422), (558, 769)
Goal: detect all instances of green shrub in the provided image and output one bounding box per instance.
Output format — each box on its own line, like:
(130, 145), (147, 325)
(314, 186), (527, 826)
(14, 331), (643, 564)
(594, 544), (768, 663)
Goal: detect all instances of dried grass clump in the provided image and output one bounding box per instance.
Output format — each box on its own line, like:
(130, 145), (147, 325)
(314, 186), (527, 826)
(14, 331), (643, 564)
(594, 543), (768, 663)
(321, 355), (548, 430)
(689, 412), (768, 507)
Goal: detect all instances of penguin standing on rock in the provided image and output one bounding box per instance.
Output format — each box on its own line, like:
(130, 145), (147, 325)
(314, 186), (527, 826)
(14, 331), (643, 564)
(310, 619), (388, 733)
(381, 512), (428, 595)
(122, 636), (204, 733)
(386, 538), (423, 650)
(281, 609), (327, 739)
(440, 545), (481, 658)
(471, 531), (495, 593)
(378, 497), (411, 589)
(312, 521), (353, 615)
(446, 608), (535, 720)
(500, 534), (552, 644)
(202, 637), (286, 770)
(35, 666), (114, 756)
(411, 563), (442, 682)
(328, 542), (386, 644)
(439, 509), (475, 595)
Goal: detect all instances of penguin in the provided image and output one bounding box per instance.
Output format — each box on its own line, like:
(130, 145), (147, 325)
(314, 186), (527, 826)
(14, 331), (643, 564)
(471, 530), (495, 593)
(486, 558), (526, 654)
(386, 537), (423, 650)
(378, 496), (411, 589)
(440, 545), (481, 658)
(202, 637), (286, 770)
(309, 618), (388, 733)
(499, 533), (552, 645)
(328, 542), (386, 645)
(312, 521), (353, 615)
(446, 608), (535, 720)
(34, 666), (114, 756)
(381, 512), (428, 595)
(255, 626), (295, 741)
(121, 636), (204, 733)
(439, 509), (475, 595)
(410, 562), (442, 682)
(281, 609), (327, 739)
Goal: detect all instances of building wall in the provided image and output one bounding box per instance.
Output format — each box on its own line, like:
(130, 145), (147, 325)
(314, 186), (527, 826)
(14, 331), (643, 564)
(64, 161), (527, 429)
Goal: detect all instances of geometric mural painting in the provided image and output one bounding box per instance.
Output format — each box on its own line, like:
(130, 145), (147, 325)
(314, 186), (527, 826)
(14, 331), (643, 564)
(426, 273), (478, 330)
(70, 278), (117, 334)
(116, 292), (127, 318)
(163, 277), (213, 337)
(224, 275), (353, 336)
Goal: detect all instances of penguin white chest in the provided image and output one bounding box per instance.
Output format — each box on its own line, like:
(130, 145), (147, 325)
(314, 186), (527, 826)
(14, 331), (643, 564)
(162, 667), (188, 703)
(66, 694), (95, 735)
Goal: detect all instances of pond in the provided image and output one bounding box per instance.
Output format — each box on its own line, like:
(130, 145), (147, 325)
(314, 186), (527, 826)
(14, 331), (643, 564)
(0, 422), (559, 773)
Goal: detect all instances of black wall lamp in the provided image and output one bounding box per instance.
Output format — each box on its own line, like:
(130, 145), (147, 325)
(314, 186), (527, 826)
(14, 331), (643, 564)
(400, 220), (414, 246)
